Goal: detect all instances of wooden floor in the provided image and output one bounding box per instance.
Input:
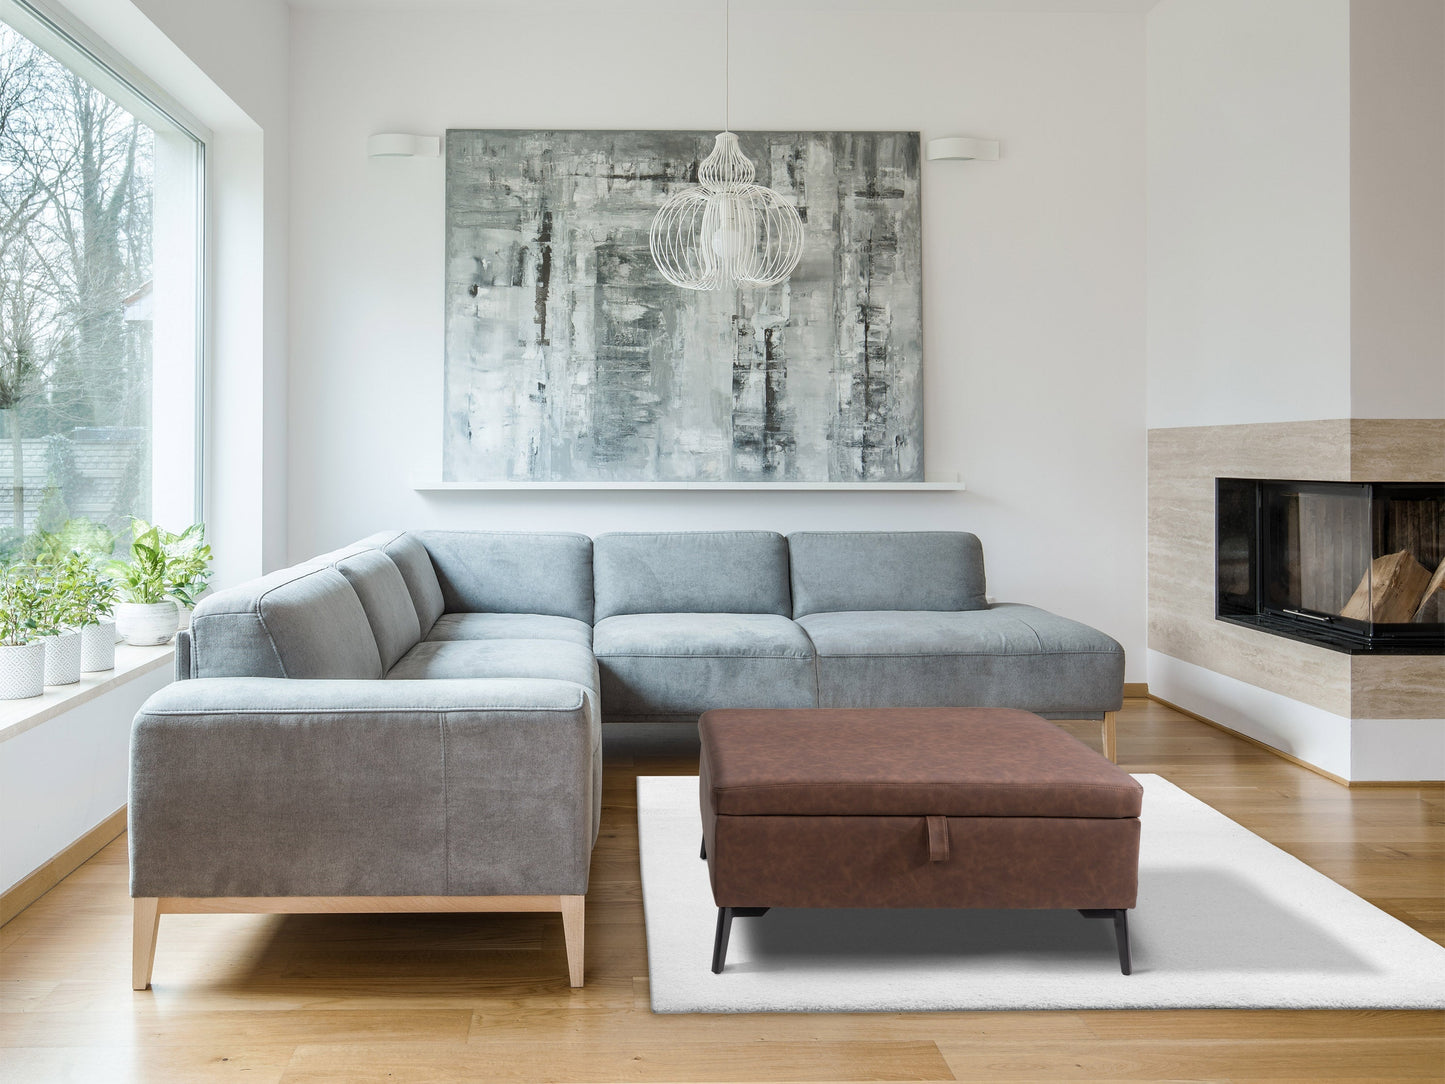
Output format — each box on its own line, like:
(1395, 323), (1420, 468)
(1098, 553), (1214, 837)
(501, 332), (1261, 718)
(1, 698), (1441, 1082)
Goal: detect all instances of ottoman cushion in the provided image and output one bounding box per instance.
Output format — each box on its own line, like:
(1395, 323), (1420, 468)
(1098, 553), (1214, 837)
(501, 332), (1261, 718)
(700, 707), (1140, 819)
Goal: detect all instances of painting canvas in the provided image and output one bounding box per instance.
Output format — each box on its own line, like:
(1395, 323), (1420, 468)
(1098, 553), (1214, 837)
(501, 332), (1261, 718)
(443, 129), (923, 483)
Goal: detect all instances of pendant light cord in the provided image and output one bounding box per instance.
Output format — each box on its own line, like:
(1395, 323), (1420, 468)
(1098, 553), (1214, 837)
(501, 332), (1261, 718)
(724, 0), (730, 132)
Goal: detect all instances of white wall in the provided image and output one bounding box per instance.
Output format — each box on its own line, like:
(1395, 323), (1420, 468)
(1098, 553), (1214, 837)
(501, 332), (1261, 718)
(1146, 0), (1353, 429)
(0, 662), (172, 894)
(288, 5), (1148, 676)
(1349, 0), (1445, 421)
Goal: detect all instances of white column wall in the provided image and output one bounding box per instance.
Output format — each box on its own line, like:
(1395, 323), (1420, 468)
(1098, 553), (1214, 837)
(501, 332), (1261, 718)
(1146, 0), (1353, 429)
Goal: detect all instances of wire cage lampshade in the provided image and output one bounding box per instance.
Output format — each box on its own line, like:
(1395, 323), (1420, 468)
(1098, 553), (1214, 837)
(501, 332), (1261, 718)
(649, 132), (805, 291)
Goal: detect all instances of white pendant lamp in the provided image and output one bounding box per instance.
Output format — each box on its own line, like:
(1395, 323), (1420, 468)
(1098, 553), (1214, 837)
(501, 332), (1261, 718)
(649, 2), (804, 291)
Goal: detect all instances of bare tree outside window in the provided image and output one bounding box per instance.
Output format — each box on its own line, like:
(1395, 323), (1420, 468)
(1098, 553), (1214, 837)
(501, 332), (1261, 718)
(0, 20), (156, 559)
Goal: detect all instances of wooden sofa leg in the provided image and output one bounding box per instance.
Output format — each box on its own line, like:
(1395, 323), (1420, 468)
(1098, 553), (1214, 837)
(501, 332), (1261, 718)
(561, 895), (585, 988)
(132, 898), (160, 991)
(1102, 711), (1119, 763)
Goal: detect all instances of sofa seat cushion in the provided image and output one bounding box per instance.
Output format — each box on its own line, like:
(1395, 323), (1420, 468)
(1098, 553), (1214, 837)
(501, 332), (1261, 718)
(797, 604), (1124, 716)
(593, 613), (817, 720)
(427, 613), (593, 647)
(387, 639), (599, 696)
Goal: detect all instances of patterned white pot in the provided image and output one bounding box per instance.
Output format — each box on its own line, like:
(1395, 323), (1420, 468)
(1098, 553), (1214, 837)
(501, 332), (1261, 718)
(0, 641), (46, 700)
(43, 629), (82, 685)
(116, 602), (178, 646)
(81, 620), (117, 672)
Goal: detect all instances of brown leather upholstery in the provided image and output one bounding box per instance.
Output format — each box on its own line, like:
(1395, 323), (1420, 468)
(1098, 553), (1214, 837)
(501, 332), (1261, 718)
(699, 707), (1142, 818)
(703, 814), (1141, 910)
(699, 707), (1142, 912)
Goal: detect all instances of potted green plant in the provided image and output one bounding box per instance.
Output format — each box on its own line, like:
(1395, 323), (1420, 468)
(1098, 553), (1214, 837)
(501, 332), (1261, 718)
(162, 522), (213, 630)
(37, 554), (92, 685)
(109, 520), (213, 646)
(59, 552), (118, 672)
(25, 520), (119, 647)
(110, 524), (180, 646)
(0, 566), (50, 699)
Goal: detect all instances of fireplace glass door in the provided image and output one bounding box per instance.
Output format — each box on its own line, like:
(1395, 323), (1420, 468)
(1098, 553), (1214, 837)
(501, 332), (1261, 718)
(1217, 478), (1445, 653)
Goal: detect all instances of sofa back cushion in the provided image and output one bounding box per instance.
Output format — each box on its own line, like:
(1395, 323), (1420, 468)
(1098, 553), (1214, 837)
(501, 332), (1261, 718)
(361, 530), (445, 634)
(334, 548), (423, 671)
(190, 566), (383, 679)
(593, 531), (791, 620)
(414, 530), (594, 623)
(788, 531), (988, 617)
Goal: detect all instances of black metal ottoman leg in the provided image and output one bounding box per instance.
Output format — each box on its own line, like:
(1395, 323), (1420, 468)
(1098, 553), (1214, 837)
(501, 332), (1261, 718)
(711, 908), (732, 974)
(1114, 909), (1132, 975)
(700, 836), (706, 860)
(1078, 908), (1133, 975)
(711, 908), (769, 974)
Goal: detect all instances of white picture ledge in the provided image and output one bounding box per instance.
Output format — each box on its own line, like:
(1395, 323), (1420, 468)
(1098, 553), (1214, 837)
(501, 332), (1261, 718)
(411, 478), (966, 493)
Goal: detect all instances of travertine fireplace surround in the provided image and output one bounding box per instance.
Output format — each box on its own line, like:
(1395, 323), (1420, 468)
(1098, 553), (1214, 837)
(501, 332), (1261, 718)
(1148, 419), (1445, 783)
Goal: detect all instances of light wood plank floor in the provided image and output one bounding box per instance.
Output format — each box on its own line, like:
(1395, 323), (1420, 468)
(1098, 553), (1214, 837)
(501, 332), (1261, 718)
(1, 698), (1441, 1082)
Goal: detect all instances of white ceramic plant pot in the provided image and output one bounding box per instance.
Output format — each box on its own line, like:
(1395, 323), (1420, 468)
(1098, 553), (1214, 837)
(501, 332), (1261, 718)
(116, 602), (178, 646)
(42, 629), (82, 685)
(81, 619), (117, 672)
(175, 604), (192, 631)
(0, 641), (46, 700)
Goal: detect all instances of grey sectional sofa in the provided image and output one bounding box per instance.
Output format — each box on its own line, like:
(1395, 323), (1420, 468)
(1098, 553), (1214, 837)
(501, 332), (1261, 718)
(129, 530), (1123, 990)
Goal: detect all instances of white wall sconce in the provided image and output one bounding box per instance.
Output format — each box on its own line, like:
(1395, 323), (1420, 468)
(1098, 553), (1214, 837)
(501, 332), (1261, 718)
(367, 133), (441, 158)
(926, 136), (1001, 162)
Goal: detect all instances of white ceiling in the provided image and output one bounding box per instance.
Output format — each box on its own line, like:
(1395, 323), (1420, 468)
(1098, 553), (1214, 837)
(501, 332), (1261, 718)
(285, 0), (1160, 12)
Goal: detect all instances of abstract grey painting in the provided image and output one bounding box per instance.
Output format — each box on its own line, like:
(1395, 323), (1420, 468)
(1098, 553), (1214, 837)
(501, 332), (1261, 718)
(443, 129), (923, 483)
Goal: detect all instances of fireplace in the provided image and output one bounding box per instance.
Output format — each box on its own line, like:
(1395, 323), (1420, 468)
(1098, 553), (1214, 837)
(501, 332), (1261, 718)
(1216, 478), (1445, 654)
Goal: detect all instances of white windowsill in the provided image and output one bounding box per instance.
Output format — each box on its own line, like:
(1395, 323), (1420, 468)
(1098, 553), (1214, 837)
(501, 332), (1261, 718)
(0, 644), (175, 745)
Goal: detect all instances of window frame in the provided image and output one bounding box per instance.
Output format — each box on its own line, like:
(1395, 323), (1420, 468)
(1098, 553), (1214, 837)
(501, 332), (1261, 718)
(1, 0), (208, 526)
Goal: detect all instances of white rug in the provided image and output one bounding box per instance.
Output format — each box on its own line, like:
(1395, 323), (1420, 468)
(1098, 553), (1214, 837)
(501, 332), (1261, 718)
(637, 774), (1445, 1012)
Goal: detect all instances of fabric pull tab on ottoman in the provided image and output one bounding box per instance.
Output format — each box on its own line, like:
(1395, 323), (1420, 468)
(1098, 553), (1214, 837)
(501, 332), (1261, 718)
(926, 816), (950, 862)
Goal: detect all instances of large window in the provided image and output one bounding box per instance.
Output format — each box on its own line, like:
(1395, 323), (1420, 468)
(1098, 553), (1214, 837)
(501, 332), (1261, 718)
(0, 0), (201, 560)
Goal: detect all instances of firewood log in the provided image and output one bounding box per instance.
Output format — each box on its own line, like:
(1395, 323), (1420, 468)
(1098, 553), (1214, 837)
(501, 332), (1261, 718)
(1339, 550), (1432, 624)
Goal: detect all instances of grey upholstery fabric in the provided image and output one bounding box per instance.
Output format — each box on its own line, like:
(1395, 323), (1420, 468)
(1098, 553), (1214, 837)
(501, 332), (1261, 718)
(416, 530), (593, 623)
(173, 628), (192, 680)
(334, 548), (423, 672)
(190, 566), (383, 680)
(129, 677), (599, 897)
(593, 612), (816, 720)
(798, 604), (1125, 714)
(427, 612), (593, 647)
(361, 531), (446, 636)
(593, 531), (792, 620)
(387, 639), (600, 704)
(789, 531), (989, 617)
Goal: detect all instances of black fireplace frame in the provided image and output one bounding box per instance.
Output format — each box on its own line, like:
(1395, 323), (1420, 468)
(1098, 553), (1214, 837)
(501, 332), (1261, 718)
(1215, 477), (1445, 656)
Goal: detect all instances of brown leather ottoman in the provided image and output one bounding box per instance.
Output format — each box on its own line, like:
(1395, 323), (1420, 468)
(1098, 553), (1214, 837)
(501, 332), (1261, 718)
(698, 707), (1143, 974)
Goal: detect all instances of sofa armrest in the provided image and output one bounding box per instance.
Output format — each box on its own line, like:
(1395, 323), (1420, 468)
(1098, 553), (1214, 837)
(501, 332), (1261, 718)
(129, 677), (600, 899)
